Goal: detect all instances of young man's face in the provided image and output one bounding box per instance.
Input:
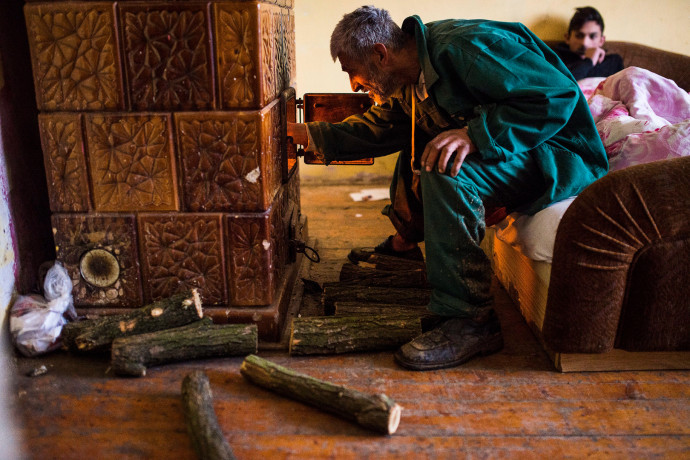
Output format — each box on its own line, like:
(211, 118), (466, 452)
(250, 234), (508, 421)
(564, 20), (605, 54)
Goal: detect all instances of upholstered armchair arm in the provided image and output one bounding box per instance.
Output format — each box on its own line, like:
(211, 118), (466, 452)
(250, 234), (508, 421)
(543, 157), (690, 353)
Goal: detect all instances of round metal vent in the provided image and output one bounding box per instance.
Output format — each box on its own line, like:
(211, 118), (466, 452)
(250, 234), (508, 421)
(79, 248), (120, 288)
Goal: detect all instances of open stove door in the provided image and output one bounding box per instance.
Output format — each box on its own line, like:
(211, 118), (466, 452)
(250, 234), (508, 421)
(299, 92), (375, 165)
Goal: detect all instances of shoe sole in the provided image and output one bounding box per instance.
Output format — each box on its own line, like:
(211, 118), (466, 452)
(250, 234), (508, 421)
(394, 334), (504, 371)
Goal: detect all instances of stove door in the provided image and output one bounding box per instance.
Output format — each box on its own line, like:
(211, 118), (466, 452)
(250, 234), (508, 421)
(301, 93), (375, 165)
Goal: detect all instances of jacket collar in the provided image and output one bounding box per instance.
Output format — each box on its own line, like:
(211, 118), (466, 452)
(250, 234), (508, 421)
(402, 15), (439, 90)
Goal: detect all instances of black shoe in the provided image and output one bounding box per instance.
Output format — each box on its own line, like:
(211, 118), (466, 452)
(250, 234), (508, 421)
(348, 235), (424, 264)
(394, 310), (503, 371)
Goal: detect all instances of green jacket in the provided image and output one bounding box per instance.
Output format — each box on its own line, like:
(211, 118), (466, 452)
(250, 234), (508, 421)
(307, 16), (608, 213)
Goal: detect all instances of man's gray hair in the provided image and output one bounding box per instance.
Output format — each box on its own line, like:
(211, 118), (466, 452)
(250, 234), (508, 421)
(330, 6), (407, 62)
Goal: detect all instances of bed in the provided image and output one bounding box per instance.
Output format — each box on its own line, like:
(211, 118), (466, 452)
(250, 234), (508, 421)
(482, 42), (690, 371)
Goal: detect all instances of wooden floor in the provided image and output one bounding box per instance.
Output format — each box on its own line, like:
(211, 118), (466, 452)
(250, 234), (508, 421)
(12, 184), (690, 459)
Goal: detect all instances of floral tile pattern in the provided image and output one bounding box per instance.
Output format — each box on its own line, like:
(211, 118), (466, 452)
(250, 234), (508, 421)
(38, 113), (91, 212)
(120, 4), (214, 110)
(84, 113), (179, 212)
(175, 99), (282, 212)
(139, 213), (226, 304)
(25, 2), (123, 111)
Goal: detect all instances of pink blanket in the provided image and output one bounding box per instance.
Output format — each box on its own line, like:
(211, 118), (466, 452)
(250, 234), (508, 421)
(579, 67), (690, 172)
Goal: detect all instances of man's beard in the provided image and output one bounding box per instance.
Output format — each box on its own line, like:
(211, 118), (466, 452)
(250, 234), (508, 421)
(364, 61), (403, 105)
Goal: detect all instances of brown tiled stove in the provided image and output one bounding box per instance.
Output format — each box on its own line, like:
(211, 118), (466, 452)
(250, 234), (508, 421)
(25, 0), (305, 342)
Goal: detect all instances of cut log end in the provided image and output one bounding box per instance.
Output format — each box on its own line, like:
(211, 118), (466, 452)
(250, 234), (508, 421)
(192, 289), (203, 319)
(388, 403), (402, 435)
(182, 288), (204, 318)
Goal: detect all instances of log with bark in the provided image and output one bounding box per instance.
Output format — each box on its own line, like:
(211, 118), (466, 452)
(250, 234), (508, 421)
(62, 290), (203, 352)
(339, 262), (428, 288)
(181, 371), (236, 460)
(332, 301), (429, 317)
(289, 314), (422, 355)
(111, 318), (258, 377)
(240, 354), (402, 435)
(353, 253), (425, 271)
(322, 284), (430, 315)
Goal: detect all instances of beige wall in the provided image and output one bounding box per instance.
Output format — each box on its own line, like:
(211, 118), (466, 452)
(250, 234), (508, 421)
(295, 0), (690, 182)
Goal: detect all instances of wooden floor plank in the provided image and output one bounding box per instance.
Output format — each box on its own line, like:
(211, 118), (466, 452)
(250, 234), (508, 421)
(22, 431), (689, 460)
(225, 435), (688, 460)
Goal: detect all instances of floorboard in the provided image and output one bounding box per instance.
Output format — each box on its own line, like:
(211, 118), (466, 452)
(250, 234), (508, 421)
(10, 183), (690, 459)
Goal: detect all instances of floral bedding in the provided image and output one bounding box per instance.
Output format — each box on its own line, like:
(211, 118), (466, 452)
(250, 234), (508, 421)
(583, 66), (690, 172)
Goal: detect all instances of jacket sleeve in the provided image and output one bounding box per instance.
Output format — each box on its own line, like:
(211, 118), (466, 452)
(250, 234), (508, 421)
(306, 99), (411, 164)
(457, 40), (581, 162)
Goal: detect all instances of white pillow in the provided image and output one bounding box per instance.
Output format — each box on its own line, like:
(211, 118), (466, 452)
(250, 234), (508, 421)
(494, 197), (576, 263)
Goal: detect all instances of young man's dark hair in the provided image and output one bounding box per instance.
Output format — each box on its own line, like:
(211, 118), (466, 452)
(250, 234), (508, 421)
(568, 6), (605, 35)
(554, 6), (623, 80)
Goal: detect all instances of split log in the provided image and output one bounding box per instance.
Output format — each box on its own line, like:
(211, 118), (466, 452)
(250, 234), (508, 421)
(111, 318), (258, 377)
(289, 315), (422, 355)
(181, 371), (236, 460)
(339, 262), (428, 288)
(240, 354), (402, 435)
(333, 301), (429, 317)
(322, 284), (430, 315)
(62, 290), (203, 353)
(355, 253), (425, 271)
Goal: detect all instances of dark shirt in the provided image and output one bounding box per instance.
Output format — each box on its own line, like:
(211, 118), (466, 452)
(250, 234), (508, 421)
(553, 42), (624, 80)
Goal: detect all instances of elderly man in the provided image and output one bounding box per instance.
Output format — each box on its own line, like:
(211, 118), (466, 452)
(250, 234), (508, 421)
(288, 6), (607, 370)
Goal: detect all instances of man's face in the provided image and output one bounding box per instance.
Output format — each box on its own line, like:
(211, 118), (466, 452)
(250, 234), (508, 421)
(339, 54), (402, 105)
(564, 20), (605, 54)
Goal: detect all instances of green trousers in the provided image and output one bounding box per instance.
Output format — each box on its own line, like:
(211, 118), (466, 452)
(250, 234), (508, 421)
(384, 149), (546, 317)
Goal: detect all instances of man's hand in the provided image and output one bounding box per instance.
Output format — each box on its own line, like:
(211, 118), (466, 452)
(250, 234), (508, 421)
(287, 122), (308, 146)
(583, 47), (606, 64)
(421, 128), (476, 177)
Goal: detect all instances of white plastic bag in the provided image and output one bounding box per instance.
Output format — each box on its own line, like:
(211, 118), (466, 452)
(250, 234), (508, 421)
(43, 261), (77, 320)
(10, 262), (75, 357)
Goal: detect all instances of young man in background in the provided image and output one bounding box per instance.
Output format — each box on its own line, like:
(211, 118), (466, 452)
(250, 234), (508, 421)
(554, 6), (624, 80)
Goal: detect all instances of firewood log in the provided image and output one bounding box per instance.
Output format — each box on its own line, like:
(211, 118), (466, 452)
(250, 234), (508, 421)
(111, 318), (257, 377)
(339, 262), (428, 288)
(60, 318), (93, 350)
(181, 371), (236, 460)
(62, 290), (203, 352)
(355, 253), (425, 271)
(332, 301), (429, 317)
(240, 354), (402, 435)
(322, 283), (430, 315)
(289, 315), (422, 355)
